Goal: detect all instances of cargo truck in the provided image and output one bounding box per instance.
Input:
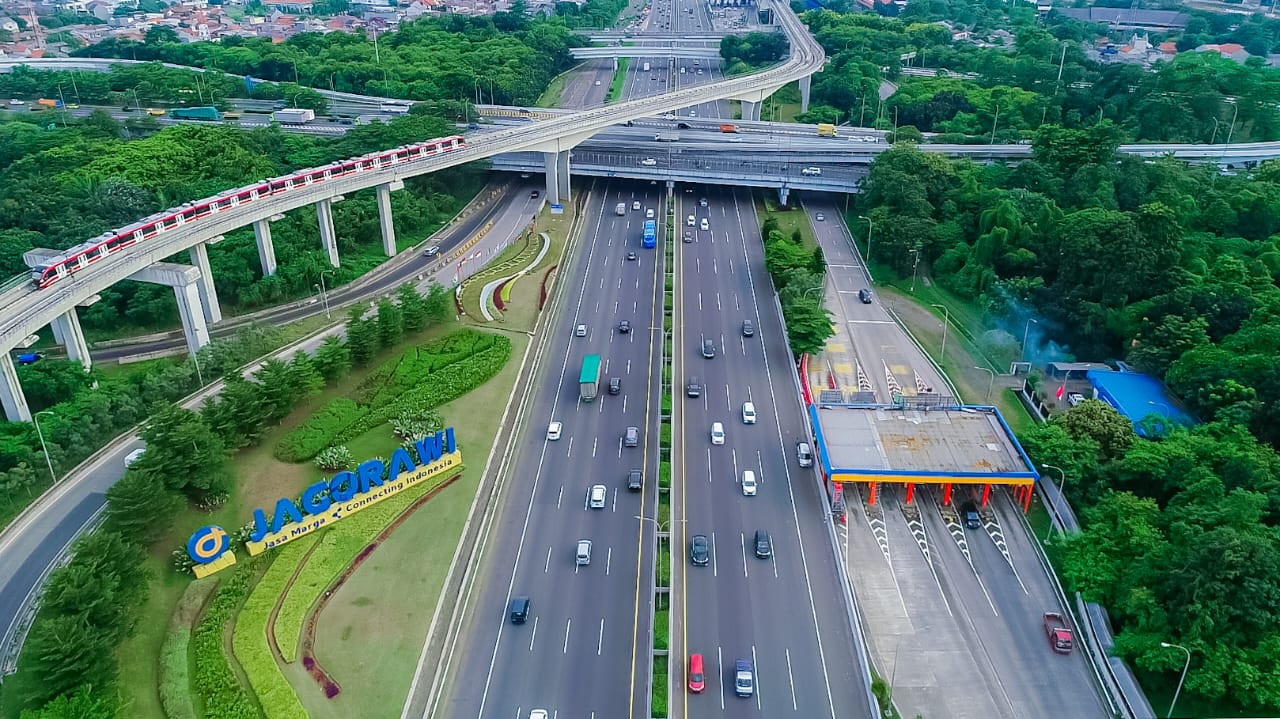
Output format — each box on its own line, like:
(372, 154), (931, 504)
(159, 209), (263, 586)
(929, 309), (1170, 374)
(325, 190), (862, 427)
(817, 123), (838, 137)
(1043, 612), (1074, 654)
(642, 220), (657, 249)
(642, 61), (651, 72)
(170, 106), (223, 121)
(580, 354), (601, 402)
(272, 108), (316, 124)
(654, 131), (679, 142)
(35, 98), (61, 108)
(719, 124), (738, 133)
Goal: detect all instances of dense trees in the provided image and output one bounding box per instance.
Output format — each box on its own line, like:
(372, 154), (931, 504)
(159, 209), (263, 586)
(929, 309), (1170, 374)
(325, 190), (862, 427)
(798, 9), (1280, 143)
(720, 32), (790, 73)
(760, 216), (834, 356)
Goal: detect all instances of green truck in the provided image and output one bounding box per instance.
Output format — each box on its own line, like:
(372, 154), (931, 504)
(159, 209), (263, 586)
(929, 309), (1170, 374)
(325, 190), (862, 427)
(170, 106), (223, 121)
(580, 354), (601, 402)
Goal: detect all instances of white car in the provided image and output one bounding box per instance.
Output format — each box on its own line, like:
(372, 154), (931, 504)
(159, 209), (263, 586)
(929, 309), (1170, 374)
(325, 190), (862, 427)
(815, 212), (825, 221)
(641, 158), (657, 166)
(8, 99), (25, 106)
(530, 711), (549, 719)
(689, 110), (697, 117)
(801, 167), (822, 176)
(575, 324), (588, 337)
(632, 200), (642, 210)
(687, 214), (696, 226)
(588, 484), (607, 509)
(124, 448), (147, 468)
(741, 470), (758, 496)
(742, 402), (756, 424)
(1067, 392), (1086, 407)
(662, 112), (677, 120)
(547, 421), (562, 441)
(646, 208), (655, 219)
(700, 218), (709, 231)
(710, 421), (725, 445)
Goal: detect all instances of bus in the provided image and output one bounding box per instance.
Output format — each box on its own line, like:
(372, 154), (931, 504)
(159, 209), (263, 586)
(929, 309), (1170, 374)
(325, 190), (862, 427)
(642, 220), (657, 249)
(579, 354), (601, 402)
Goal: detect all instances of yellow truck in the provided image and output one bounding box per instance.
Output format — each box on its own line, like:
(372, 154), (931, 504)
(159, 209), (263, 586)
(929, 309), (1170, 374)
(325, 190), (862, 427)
(817, 123), (838, 138)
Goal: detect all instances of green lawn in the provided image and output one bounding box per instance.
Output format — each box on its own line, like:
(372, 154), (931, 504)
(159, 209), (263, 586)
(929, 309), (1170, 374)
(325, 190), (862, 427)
(758, 193), (816, 249)
(536, 64), (579, 108)
(300, 332), (529, 719)
(606, 58), (630, 103)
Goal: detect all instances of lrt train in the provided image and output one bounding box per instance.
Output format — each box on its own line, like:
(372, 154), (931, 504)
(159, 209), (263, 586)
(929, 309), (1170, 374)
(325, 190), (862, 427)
(29, 134), (467, 290)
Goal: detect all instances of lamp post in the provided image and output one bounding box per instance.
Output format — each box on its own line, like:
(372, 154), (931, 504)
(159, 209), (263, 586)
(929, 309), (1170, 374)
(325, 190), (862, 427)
(909, 247), (921, 293)
(931, 303), (950, 360)
(974, 366), (995, 402)
(1041, 463), (1068, 541)
(858, 215), (873, 265)
(1021, 318), (1039, 361)
(319, 269), (334, 319)
(1160, 642), (1191, 719)
(33, 410), (58, 488)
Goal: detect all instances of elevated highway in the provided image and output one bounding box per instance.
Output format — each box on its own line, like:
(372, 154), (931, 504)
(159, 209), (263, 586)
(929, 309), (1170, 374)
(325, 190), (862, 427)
(571, 46), (723, 59)
(0, 0), (824, 421)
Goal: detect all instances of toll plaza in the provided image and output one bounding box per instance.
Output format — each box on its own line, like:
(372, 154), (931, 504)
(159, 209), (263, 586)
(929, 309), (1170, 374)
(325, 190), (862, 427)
(807, 402), (1039, 518)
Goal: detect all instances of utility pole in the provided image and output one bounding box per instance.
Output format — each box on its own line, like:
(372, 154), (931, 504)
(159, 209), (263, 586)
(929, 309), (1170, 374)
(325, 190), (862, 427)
(989, 103), (1000, 144)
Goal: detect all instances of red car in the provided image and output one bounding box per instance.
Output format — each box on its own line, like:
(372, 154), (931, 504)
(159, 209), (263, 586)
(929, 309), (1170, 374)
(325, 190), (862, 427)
(688, 653), (705, 693)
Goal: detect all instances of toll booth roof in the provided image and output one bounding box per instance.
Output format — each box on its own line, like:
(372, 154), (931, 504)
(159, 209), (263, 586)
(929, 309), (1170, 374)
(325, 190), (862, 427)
(815, 406), (1031, 477)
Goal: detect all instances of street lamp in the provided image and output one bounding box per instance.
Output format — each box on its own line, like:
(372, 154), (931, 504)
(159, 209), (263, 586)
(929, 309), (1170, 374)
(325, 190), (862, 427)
(974, 366), (995, 402)
(1160, 642), (1191, 719)
(909, 248), (921, 293)
(1041, 463), (1068, 541)
(858, 215), (873, 265)
(319, 269), (334, 319)
(930, 303), (950, 360)
(1021, 318), (1039, 361)
(32, 410), (58, 488)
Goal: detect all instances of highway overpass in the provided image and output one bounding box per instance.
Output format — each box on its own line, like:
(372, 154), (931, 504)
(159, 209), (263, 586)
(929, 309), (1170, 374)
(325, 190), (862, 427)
(571, 46), (723, 59)
(0, 0), (825, 422)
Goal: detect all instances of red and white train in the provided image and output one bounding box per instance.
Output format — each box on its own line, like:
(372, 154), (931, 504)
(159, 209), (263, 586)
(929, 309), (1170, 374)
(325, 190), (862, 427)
(30, 134), (467, 290)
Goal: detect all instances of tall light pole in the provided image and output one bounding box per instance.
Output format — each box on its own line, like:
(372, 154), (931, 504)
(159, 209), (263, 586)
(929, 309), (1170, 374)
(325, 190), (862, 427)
(1224, 100), (1239, 144)
(909, 247), (921, 293)
(931, 303), (950, 360)
(1160, 642), (1191, 719)
(1041, 463), (1068, 541)
(33, 410), (58, 488)
(858, 215), (873, 265)
(319, 269), (334, 319)
(974, 366), (995, 402)
(1021, 318), (1039, 361)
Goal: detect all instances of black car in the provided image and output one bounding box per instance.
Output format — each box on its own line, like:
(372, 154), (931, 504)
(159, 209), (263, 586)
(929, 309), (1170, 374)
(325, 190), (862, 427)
(686, 377), (702, 398)
(858, 288), (873, 304)
(677, 122), (691, 129)
(609, 377), (622, 395)
(627, 468), (642, 492)
(531, 189), (540, 199)
(701, 339), (715, 359)
(960, 502), (981, 529)
(689, 534), (710, 566)
(618, 320), (632, 334)
(754, 530), (772, 558)
(742, 320), (755, 337)
(683, 231), (694, 243)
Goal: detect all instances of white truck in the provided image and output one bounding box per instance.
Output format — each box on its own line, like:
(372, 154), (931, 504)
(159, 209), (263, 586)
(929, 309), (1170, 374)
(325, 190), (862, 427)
(272, 108), (316, 124)
(642, 61), (651, 72)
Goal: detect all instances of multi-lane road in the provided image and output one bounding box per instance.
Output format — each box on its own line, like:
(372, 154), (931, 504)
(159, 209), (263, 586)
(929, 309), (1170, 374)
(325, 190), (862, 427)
(670, 186), (869, 718)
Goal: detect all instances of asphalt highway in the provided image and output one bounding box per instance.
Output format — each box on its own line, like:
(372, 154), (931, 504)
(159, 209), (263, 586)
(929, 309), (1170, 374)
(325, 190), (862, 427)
(437, 181), (666, 718)
(670, 186), (869, 719)
(801, 196), (1108, 719)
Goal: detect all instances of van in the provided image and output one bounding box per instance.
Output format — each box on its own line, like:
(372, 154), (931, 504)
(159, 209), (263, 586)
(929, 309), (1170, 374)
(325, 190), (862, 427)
(625, 426), (639, 447)
(741, 402), (756, 424)
(801, 166), (822, 176)
(710, 422), (725, 445)
(734, 658), (754, 697)
(509, 596), (530, 624)
(589, 484), (607, 508)
(616, 202), (627, 216)
(688, 654), (705, 693)
(741, 470), (757, 496)
(576, 539), (592, 566)
(754, 529), (772, 558)
(796, 441), (814, 468)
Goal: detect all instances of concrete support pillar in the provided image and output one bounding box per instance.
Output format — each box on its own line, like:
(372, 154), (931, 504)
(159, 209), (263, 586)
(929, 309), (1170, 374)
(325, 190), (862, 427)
(543, 150), (572, 206)
(613, 56), (619, 73)
(174, 280), (211, 356)
(742, 100), (761, 122)
(188, 242), (223, 325)
(316, 198), (340, 268)
(799, 74), (812, 114)
(376, 183), (398, 257)
(254, 219), (277, 276)
(556, 150), (571, 203)
(543, 151), (560, 206)
(666, 179), (675, 199)
(0, 353), (31, 422)
(52, 310), (91, 370)
(778, 186), (790, 207)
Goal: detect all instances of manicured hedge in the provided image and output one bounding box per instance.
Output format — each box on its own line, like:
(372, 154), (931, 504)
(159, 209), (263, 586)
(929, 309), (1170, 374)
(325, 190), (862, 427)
(274, 398), (369, 462)
(274, 464), (463, 662)
(192, 565), (261, 719)
(158, 626), (196, 719)
(232, 539), (316, 719)
(276, 331), (509, 463)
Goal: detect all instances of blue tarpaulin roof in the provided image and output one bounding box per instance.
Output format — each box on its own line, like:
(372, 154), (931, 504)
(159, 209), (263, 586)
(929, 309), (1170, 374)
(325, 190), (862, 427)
(1086, 370), (1195, 436)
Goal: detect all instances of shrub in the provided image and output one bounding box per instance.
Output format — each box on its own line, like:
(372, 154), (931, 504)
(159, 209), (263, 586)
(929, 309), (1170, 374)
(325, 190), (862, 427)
(158, 627), (196, 719)
(232, 540), (316, 719)
(314, 446), (354, 471)
(191, 565), (260, 719)
(274, 399), (368, 462)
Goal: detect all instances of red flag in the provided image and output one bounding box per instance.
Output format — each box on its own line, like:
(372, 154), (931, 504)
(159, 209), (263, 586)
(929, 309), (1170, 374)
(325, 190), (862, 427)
(1055, 384), (1065, 400)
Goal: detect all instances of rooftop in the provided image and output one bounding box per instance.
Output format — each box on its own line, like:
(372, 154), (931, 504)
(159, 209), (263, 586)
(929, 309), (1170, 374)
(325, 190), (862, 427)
(1086, 370), (1195, 436)
(811, 405), (1035, 485)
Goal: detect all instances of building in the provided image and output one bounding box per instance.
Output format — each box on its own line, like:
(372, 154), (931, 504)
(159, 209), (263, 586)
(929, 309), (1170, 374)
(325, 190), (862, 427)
(1083, 369), (1195, 437)
(1057, 7), (1189, 31)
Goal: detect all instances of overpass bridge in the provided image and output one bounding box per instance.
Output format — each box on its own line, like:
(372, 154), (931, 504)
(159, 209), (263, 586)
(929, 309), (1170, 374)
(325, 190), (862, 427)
(570, 46), (723, 60)
(0, 0), (825, 421)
